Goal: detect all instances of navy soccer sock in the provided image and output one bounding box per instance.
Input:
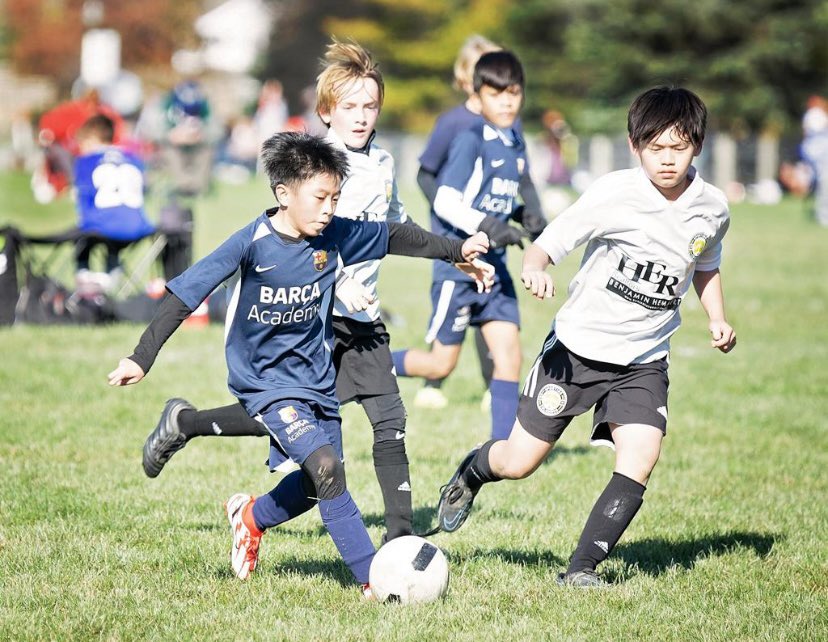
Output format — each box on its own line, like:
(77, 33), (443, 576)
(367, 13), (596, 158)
(489, 379), (519, 440)
(251, 470), (318, 531)
(391, 350), (408, 377)
(318, 491), (376, 585)
(566, 472), (646, 575)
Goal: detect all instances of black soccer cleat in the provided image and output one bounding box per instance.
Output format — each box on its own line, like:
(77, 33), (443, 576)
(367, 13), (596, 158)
(142, 398), (195, 478)
(556, 570), (608, 588)
(436, 446), (481, 533)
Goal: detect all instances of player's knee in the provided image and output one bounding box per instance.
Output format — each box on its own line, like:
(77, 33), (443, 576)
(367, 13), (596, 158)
(498, 458), (536, 480)
(303, 446), (346, 500)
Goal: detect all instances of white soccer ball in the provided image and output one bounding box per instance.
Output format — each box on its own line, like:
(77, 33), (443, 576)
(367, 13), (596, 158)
(369, 536), (449, 605)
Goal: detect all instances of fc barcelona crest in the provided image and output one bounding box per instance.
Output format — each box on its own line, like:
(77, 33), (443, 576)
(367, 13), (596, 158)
(313, 250), (328, 271)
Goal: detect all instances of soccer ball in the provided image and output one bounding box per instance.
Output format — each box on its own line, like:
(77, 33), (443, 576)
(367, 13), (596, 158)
(369, 536), (449, 604)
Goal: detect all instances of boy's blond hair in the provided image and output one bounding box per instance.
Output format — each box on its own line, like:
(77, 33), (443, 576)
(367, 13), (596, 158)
(453, 34), (500, 93)
(316, 39), (384, 116)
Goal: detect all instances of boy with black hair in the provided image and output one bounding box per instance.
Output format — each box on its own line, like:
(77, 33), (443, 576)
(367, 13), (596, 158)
(109, 131), (491, 592)
(392, 50), (530, 442)
(435, 86), (737, 587)
(138, 39), (493, 544)
(73, 114), (154, 282)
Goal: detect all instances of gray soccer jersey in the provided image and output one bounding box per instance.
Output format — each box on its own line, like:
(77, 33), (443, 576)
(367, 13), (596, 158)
(535, 167), (729, 365)
(326, 130), (408, 323)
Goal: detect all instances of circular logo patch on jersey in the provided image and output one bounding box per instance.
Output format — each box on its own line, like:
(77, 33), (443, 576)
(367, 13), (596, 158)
(688, 233), (708, 259)
(536, 384), (567, 417)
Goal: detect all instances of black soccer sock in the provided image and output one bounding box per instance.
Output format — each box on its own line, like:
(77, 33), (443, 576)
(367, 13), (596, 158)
(178, 403), (268, 440)
(566, 472), (646, 575)
(461, 440), (503, 493)
(372, 440), (413, 540)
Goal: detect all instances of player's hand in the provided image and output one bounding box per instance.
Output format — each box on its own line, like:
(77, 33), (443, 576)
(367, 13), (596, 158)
(477, 216), (529, 249)
(335, 276), (376, 313)
(708, 319), (736, 353)
(460, 231), (490, 262)
(455, 258), (495, 293)
(107, 358), (145, 386)
(521, 269), (555, 300)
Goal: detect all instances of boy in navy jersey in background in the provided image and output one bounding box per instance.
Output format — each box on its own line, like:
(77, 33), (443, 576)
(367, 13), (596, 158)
(413, 35), (547, 411)
(392, 51), (529, 443)
(108, 132), (491, 593)
(73, 114), (154, 284)
(435, 87), (737, 587)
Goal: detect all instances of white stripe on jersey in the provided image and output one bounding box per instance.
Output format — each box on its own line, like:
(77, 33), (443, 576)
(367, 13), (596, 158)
(462, 157), (484, 207)
(224, 271), (242, 343)
(425, 281), (456, 344)
(252, 221), (271, 242)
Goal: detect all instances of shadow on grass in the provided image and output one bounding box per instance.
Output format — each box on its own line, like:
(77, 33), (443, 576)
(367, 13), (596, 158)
(543, 444), (593, 464)
(447, 547), (568, 569)
(613, 530), (781, 577)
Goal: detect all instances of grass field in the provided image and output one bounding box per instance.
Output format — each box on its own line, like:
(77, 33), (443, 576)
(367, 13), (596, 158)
(1, 171), (826, 641)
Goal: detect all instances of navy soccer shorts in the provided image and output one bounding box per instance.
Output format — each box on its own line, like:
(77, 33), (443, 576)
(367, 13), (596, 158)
(424, 277), (520, 346)
(259, 399), (343, 472)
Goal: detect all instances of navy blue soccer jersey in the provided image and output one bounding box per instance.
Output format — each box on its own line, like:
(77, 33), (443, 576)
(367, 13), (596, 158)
(431, 122), (528, 283)
(74, 147), (155, 241)
(166, 212), (389, 415)
(419, 104), (524, 175)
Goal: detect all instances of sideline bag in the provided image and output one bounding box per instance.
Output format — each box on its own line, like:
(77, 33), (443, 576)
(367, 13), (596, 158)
(0, 227), (23, 325)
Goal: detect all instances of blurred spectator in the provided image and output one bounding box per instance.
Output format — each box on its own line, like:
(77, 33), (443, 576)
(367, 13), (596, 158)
(215, 115), (260, 183)
(254, 79), (289, 143)
(283, 85), (327, 136)
(779, 95), (828, 225)
(542, 109), (573, 186)
(32, 89), (124, 203)
(160, 78), (215, 197)
(801, 96), (828, 226)
(72, 114), (154, 289)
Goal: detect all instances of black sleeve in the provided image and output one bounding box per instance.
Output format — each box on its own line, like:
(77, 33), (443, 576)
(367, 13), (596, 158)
(387, 222), (465, 263)
(517, 172), (546, 223)
(416, 166), (439, 206)
(128, 292), (192, 374)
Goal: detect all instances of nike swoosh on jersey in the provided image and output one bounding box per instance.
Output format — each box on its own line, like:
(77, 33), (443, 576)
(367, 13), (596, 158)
(255, 264), (278, 272)
(491, 159), (505, 167)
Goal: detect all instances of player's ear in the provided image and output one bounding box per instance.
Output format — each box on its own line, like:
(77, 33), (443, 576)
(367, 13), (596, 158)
(628, 136), (639, 156)
(274, 183), (290, 208)
(693, 143), (703, 157)
(318, 109), (331, 125)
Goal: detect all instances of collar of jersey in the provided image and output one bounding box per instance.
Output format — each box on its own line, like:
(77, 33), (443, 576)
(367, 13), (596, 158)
(482, 123), (523, 149)
(636, 165), (703, 209)
(325, 128), (376, 156)
(262, 208), (304, 245)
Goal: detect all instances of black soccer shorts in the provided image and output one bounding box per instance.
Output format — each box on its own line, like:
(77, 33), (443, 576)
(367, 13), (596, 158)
(517, 332), (669, 446)
(332, 316), (400, 404)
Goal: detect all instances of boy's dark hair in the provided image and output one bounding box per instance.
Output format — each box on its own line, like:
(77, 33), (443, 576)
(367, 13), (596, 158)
(628, 86), (707, 151)
(260, 132), (349, 194)
(77, 114), (115, 144)
(473, 50), (524, 93)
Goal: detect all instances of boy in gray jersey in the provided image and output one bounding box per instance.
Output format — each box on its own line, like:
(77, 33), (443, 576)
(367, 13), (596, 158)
(435, 86), (737, 587)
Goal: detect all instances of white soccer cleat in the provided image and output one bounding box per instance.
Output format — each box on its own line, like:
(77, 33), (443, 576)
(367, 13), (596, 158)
(413, 387), (448, 410)
(224, 493), (262, 580)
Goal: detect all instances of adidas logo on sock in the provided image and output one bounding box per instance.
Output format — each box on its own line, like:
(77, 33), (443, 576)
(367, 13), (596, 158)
(594, 540), (609, 553)
(211, 422), (223, 435)
(397, 481), (411, 492)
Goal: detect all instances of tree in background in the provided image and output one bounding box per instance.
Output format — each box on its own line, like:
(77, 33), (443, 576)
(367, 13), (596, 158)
(5, 0), (201, 91)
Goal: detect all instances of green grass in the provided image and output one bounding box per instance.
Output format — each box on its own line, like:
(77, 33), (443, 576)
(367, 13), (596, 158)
(0, 172), (826, 640)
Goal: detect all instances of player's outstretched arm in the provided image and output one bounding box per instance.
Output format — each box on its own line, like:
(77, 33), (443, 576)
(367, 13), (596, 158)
(520, 243), (555, 300)
(107, 293), (193, 386)
(693, 268), (736, 353)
